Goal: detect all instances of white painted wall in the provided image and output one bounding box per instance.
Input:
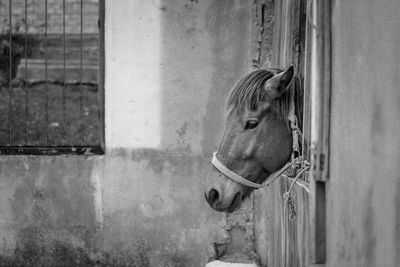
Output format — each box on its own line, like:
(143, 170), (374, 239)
(105, 0), (161, 149)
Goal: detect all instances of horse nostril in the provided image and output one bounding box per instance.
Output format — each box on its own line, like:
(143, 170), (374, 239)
(229, 192), (242, 212)
(207, 189), (220, 205)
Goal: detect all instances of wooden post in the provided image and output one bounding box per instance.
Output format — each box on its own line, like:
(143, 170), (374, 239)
(308, 0), (331, 263)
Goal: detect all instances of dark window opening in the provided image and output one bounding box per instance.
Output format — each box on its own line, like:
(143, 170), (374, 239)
(0, 0), (104, 155)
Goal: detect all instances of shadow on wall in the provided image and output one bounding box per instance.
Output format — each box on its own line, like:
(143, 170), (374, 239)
(159, 0), (252, 156)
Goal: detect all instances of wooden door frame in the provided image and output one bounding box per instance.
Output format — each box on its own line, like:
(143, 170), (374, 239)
(273, 0), (332, 264)
(307, 0), (331, 263)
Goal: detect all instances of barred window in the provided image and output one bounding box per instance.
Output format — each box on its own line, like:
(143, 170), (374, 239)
(0, 0), (104, 154)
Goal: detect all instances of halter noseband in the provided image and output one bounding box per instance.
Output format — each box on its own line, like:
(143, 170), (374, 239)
(212, 152), (302, 189)
(211, 80), (308, 190)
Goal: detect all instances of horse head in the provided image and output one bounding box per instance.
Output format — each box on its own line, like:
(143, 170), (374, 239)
(205, 66), (298, 212)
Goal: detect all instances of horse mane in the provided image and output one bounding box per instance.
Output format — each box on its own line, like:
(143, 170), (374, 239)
(226, 69), (303, 129)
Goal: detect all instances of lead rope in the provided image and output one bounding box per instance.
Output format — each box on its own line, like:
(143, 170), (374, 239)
(281, 161), (309, 267)
(281, 79), (310, 266)
(284, 79), (309, 217)
(283, 164), (309, 219)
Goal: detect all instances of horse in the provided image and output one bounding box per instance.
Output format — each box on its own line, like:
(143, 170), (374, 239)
(204, 66), (304, 212)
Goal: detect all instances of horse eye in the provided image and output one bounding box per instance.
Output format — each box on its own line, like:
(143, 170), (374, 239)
(245, 120), (259, 130)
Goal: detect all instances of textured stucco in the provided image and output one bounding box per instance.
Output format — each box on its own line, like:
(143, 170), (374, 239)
(0, 0), (254, 265)
(327, 1), (400, 266)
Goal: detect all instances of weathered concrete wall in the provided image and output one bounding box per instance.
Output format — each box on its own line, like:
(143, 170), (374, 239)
(0, 0), (254, 265)
(328, 1), (400, 266)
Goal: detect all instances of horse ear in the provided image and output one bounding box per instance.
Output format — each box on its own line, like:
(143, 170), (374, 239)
(264, 66), (294, 99)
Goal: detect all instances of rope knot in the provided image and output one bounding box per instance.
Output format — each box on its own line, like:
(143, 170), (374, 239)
(283, 192), (297, 220)
(282, 192), (292, 202)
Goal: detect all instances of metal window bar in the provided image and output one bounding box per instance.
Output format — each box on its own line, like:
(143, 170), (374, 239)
(45, 0), (48, 145)
(8, 0), (12, 144)
(0, 0), (104, 155)
(80, 0), (83, 145)
(63, 0), (66, 146)
(25, 0), (28, 144)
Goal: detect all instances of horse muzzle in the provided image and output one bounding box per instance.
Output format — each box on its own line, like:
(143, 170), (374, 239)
(205, 188), (243, 212)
